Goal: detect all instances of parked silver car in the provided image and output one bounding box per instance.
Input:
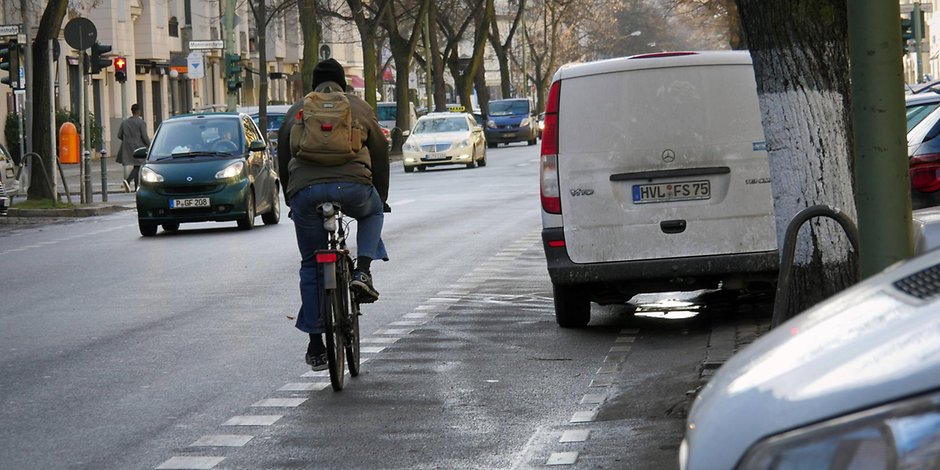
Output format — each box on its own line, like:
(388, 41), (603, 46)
(681, 247), (940, 469)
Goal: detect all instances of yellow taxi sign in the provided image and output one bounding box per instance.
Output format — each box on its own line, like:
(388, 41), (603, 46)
(447, 104), (466, 113)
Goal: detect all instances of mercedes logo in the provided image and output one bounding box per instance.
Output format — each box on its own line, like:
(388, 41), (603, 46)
(187, 176), (193, 181)
(662, 149), (676, 163)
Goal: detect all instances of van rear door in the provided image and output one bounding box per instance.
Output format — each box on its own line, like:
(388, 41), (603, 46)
(557, 56), (777, 264)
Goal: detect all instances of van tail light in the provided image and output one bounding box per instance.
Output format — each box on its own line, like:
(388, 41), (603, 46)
(911, 154), (940, 193)
(540, 81), (562, 214)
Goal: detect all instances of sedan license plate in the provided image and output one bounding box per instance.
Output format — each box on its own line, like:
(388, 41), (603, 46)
(170, 197), (210, 209)
(632, 180), (710, 204)
(423, 153), (447, 161)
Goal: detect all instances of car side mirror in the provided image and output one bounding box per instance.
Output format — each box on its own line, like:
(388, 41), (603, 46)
(402, 130), (411, 137)
(133, 147), (148, 159)
(249, 140), (267, 152)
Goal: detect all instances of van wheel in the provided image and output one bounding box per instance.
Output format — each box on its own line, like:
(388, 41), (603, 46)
(487, 142), (497, 149)
(553, 283), (590, 328)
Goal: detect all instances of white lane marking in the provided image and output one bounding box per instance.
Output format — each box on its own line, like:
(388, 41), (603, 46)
(559, 430), (591, 443)
(437, 290), (470, 295)
(414, 305), (440, 311)
(277, 382), (329, 392)
(387, 198), (416, 207)
(609, 345), (631, 353)
(362, 337), (398, 344)
(190, 435), (254, 447)
(301, 369), (330, 378)
(156, 456), (225, 469)
(569, 411), (597, 423)
(251, 398), (307, 407)
(596, 364), (618, 374)
(580, 394), (606, 405)
(404, 313), (432, 319)
(589, 377), (613, 387)
(222, 415), (282, 426)
(604, 354), (626, 363)
(516, 163), (528, 167)
(389, 321), (423, 326)
(615, 336), (636, 343)
(546, 452), (579, 465)
(375, 328), (413, 335)
(360, 346), (386, 354)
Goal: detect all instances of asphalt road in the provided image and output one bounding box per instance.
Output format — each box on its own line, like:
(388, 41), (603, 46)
(0, 143), (771, 469)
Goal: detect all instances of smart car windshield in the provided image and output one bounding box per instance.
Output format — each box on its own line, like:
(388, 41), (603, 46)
(149, 119), (244, 160)
(488, 100), (529, 116)
(413, 117), (469, 134)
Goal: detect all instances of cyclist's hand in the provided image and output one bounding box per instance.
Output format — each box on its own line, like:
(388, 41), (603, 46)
(383, 202), (391, 213)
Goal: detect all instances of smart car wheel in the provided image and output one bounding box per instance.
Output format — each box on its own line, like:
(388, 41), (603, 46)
(237, 191), (255, 230)
(139, 220), (157, 237)
(262, 185), (280, 225)
(553, 283), (590, 328)
(162, 222), (180, 232)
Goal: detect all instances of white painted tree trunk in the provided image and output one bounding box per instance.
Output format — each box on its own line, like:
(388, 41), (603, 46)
(736, 0), (859, 318)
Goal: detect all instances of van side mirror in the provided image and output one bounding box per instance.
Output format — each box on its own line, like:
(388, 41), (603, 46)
(133, 147), (148, 159)
(249, 140), (267, 152)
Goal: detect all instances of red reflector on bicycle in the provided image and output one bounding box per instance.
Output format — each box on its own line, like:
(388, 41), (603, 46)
(316, 253), (338, 263)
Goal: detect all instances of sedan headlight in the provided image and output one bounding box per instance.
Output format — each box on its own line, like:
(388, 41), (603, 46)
(403, 141), (419, 152)
(458, 138), (471, 148)
(215, 161), (245, 180)
(140, 166), (163, 183)
(738, 390), (940, 469)
(487, 120), (496, 128)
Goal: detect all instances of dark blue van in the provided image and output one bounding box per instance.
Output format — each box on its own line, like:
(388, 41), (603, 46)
(485, 98), (538, 147)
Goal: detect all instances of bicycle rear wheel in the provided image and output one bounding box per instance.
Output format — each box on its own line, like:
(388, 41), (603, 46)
(322, 285), (346, 391)
(343, 256), (361, 377)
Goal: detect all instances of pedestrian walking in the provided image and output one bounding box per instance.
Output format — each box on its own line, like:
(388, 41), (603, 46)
(116, 103), (151, 192)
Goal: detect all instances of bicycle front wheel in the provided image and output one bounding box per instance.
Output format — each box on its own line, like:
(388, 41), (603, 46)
(323, 286), (346, 391)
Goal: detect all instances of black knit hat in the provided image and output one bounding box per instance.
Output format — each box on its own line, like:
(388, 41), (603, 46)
(312, 58), (347, 91)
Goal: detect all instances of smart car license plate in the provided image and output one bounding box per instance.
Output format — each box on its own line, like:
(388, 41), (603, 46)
(170, 197), (210, 209)
(424, 153), (446, 161)
(632, 181), (710, 204)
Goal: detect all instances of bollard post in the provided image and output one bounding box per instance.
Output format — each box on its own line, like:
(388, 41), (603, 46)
(83, 150), (93, 204)
(99, 148), (108, 202)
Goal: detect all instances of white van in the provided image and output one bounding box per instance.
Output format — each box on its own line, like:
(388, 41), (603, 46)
(540, 51), (779, 327)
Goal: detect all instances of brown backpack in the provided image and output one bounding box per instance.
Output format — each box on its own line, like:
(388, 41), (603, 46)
(290, 89), (365, 165)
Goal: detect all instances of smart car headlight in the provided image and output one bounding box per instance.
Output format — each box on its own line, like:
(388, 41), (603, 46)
(215, 161), (245, 180)
(140, 166), (164, 183)
(737, 389), (940, 469)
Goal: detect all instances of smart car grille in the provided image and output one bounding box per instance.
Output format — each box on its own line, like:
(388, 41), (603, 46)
(893, 263), (940, 300)
(420, 143), (451, 152)
(161, 184), (221, 195)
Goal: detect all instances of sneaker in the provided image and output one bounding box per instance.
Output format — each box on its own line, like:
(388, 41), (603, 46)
(305, 352), (328, 371)
(350, 270), (380, 303)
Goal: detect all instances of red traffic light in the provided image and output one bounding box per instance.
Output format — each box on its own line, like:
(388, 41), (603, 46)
(114, 56), (126, 72)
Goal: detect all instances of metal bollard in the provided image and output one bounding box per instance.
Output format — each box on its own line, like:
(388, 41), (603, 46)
(82, 150), (92, 204)
(99, 148), (108, 202)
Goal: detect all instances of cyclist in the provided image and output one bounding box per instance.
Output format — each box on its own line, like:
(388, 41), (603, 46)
(277, 59), (390, 371)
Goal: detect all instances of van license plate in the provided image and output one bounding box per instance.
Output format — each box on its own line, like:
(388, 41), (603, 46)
(632, 181), (710, 204)
(170, 197), (210, 209)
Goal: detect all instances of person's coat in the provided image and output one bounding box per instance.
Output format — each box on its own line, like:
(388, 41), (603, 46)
(117, 116), (150, 165)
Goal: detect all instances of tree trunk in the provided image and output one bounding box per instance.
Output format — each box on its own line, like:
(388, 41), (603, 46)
(299, 0), (320, 93)
(27, 0), (68, 201)
(429, 5), (446, 111)
(474, 61), (489, 114)
(257, 1), (268, 133)
(360, 29), (378, 108)
(736, 0), (859, 319)
(457, 0), (492, 109)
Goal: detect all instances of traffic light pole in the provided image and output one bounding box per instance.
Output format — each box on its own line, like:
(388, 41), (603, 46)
(914, 3), (923, 82)
(224, 0), (237, 111)
(848, 0), (914, 276)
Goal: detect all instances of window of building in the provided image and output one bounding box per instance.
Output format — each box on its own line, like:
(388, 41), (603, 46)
(169, 17), (179, 37)
(184, 0), (192, 25)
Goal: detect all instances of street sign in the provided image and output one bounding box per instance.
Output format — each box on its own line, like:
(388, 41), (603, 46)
(189, 40), (224, 50)
(187, 51), (204, 79)
(901, 3), (933, 13)
(0, 24), (21, 37)
(64, 17), (97, 51)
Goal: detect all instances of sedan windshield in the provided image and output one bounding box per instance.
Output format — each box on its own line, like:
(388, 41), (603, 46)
(488, 100), (529, 116)
(413, 117), (469, 134)
(149, 119), (244, 160)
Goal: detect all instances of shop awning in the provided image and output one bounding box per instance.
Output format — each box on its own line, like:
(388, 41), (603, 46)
(348, 75), (365, 89)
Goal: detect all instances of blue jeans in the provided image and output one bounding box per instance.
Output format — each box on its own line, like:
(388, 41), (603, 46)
(289, 182), (388, 334)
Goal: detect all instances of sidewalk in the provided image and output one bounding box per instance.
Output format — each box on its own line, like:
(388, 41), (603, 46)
(3, 156), (137, 219)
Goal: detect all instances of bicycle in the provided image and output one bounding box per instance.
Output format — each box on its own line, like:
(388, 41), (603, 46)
(315, 201), (361, 391)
